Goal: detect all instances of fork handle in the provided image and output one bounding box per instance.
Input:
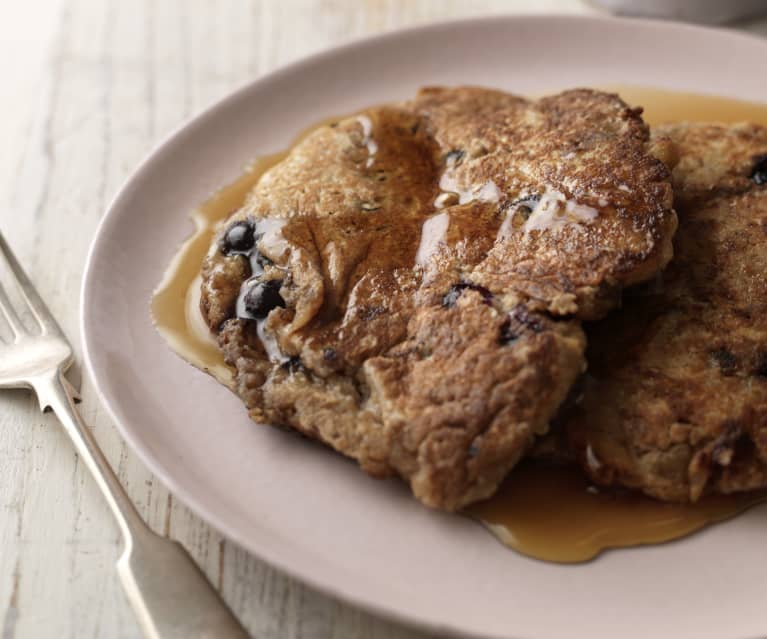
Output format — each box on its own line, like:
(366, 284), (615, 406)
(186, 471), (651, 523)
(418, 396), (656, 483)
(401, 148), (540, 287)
(38, 370), (250, 639)
(116, 530), (251, 639)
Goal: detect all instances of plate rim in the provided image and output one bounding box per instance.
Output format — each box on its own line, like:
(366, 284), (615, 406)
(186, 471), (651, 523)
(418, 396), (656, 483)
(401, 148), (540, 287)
(80, 13), (767, 639)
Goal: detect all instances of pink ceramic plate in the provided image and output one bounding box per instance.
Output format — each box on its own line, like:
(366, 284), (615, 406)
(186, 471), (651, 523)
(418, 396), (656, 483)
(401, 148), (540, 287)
(81, 15), (767, 639)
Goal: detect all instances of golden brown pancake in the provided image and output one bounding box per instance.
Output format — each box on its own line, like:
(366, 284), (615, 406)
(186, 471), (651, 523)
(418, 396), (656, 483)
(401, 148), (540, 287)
(566, 122), (767, 502)
(199, 87), (675, 510)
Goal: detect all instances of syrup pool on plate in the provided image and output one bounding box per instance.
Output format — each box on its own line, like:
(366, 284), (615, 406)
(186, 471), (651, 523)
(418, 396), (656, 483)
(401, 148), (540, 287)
(151, 151), (287, 388)
(467, 461), (765, 563)
(152, 87), (767, 564)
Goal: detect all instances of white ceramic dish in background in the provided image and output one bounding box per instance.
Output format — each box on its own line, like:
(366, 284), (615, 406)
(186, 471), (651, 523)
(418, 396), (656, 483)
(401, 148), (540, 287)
(81, 15), (767, 639)
(591, 0), (766, 24)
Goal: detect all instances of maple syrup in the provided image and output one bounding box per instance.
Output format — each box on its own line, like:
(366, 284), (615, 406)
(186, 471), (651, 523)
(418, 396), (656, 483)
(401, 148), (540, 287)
(468, 461), (765, 563)
(152, 87), (767, 563)
(151, 150), (287, 387)
(610, 86), (767, 127)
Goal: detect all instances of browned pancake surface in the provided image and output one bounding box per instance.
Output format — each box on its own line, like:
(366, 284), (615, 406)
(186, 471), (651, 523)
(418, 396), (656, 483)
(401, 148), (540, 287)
(566, 122), (767, 501)
(200, 87), (675, 510)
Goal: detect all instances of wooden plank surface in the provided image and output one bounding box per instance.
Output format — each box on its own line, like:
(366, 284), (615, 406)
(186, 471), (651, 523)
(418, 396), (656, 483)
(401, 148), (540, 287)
(0, 2), (765, 637)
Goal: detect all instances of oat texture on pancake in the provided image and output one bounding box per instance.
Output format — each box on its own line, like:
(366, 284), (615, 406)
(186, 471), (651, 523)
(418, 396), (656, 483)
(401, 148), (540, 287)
(199, 87), (676, 511)
(566, 122), (767, 502)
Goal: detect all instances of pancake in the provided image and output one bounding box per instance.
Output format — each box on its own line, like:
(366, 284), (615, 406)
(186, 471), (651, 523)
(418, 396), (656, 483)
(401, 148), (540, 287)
(566, 122), (767, 501)
(199, 87), (675, 510)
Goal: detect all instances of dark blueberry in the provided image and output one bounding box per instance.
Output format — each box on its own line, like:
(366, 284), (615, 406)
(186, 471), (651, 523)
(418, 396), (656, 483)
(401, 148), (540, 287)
(510, 305), (545, 333)
(442, 283), (493, 308)
(281, 356), (305, 373)
(360, 306), (385, 321)
(751, 154), (767, 185)
(445, 149), (465, 165)
(323, 348), (337, 362)
(498, 318), (519, 344)
(468, 444), (480, 458)
(220, 219), (256, 254)
(243, 279), (285, 319)
(753, 352), (767, 378)
(710, 348), (738, 376)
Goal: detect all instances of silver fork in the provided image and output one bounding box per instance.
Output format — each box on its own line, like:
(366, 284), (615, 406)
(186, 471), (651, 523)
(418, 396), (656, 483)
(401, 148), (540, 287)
(0, 231), (250, 639)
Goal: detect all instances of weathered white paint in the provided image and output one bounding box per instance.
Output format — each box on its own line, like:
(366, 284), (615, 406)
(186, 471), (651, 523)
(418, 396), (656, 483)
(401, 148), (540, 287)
(0, 1), (764, 637)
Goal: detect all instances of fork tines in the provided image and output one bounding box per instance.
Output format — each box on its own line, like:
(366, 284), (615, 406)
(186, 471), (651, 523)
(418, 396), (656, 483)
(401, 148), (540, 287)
(0, 231), (62, 340)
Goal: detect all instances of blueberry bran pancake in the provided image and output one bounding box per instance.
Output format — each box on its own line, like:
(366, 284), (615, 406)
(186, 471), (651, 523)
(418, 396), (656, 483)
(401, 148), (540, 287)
(565, 122), (767, 502)
(200, 87), (675, 511)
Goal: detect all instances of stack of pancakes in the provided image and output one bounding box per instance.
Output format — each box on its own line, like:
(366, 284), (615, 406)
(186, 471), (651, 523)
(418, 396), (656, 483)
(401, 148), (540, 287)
(200, 87), (767, 511)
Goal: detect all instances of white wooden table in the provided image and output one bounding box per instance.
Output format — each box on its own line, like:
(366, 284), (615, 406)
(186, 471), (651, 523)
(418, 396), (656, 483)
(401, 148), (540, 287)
(1, 2), (765, 637)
